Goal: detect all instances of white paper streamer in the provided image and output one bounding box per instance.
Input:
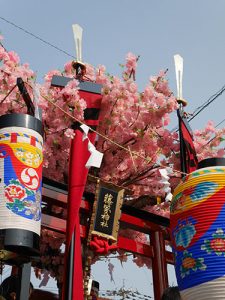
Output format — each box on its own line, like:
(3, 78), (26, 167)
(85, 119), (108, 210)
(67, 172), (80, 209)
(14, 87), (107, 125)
(174, 54), (183, 100)
(80, 124), (103, 169)
(72, 24), (83, 62)
(159, 168), (173, 202)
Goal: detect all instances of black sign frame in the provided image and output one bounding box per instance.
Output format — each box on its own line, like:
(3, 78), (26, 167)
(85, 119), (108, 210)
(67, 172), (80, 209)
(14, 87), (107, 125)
(89, 181), (124, 242)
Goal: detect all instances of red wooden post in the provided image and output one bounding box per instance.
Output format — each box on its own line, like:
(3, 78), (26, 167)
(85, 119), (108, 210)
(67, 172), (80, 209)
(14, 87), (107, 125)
(41, 180), (174, 298)
(151, 230), (169, 300)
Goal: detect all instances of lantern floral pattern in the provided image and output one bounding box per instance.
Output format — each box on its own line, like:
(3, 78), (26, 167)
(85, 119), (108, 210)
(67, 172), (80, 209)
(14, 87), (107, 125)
(173, 218), (196, 248)
(5, 182), (27, 202)
(180, 250), (206, 278)
(15, 148), (42, 167)
(171, 181), (219, 214)
(183, 182), (218, 202)
(201, 228), (225, 256)
(0, 128), (43, 234)
(5, 178), (41, 221)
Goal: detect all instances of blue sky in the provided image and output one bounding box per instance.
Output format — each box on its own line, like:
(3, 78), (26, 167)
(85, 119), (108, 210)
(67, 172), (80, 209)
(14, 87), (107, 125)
(1, 0), (225, 297)
(2, 0), (225, 130)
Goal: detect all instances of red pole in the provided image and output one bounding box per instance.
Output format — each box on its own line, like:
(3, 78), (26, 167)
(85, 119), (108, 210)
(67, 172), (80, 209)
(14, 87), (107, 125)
(151, 230), (168, 300)
(63, 90), (102, 300)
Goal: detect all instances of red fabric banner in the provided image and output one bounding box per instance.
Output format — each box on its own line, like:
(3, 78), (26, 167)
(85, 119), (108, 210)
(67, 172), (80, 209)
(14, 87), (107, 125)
(179, 112), (198, 173)
(64, 90), (102, 300)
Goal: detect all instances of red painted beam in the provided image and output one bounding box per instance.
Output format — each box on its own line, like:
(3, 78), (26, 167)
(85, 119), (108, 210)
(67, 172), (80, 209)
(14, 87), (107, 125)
(120, 213), (161, 233)
(42, 182), (170, 231)
(42, 184), (174, 262)
(42, 187), (92, 211)
(42, 214), (174, 263)
(42, 189), (162, 233)
(118, 236), (154, 257)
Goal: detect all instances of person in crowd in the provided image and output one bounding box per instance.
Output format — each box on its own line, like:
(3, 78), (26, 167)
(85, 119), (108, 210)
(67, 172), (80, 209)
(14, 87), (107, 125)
(161, 286), (182, 300)
(0, 275), (33, 300)
(90, 280), (99, 300)
(29, 289), (59, 299)
(0, 275), (59, 299)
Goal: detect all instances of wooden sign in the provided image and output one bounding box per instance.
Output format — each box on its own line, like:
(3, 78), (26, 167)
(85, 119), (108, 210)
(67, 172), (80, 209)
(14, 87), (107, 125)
(89, 182), (124, 242)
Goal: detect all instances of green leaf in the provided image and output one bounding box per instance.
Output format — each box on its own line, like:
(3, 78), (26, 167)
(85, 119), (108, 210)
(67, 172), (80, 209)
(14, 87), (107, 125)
(25, 189), (34, 196)
(9, 179), (20, 185)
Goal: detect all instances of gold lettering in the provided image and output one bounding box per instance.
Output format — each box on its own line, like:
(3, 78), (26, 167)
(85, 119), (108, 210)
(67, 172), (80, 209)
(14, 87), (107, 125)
(100, 193), (114, 228)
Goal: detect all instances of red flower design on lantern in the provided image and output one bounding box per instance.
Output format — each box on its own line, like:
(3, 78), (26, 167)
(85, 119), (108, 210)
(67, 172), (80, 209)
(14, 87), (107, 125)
(201, 228), (225, 256)
(180, 250), (206, 278)
(210, 238), (225, 252)
(182, 257), (196, 269)
(5, 184), (26, 202)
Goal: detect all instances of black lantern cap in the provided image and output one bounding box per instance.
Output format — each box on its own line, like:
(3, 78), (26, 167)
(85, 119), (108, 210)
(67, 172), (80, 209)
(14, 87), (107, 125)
(198, 157), (225, 169)
(0, 113), (43, 136)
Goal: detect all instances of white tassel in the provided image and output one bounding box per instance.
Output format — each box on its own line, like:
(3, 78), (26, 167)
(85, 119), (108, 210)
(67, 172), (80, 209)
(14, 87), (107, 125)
(80, 124), (103, 169)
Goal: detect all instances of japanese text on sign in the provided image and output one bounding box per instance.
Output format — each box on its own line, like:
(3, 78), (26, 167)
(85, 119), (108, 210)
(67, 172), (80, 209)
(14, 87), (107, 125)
(101, 193), (113, 228)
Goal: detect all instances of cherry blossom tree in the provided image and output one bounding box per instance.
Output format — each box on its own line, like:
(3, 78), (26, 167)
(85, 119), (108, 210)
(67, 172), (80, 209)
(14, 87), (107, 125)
(1, 36), (225, 280)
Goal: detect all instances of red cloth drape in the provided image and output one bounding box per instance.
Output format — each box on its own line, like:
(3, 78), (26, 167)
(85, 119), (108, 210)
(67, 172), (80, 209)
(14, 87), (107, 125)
(63, 90), (102, 300)
(180, 117), (198, 173)
(178, 109), (198, 173)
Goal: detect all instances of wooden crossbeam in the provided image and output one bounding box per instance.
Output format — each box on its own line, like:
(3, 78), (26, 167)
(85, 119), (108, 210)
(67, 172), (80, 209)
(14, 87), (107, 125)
(42, 177), (170, 232)
(41, 213), (174, 263)
(41, 177), (174, 266)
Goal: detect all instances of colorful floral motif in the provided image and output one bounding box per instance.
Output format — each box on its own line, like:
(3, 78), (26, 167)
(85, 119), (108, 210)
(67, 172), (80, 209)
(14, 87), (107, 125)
(5, 179), (41, 221)
(171, 181), (218, 214)
(5, 183), (26, 202)
(185, 182), (218, 202)
(180, 250), (206, 278)
(173, 218), (196, 248)
(15, 147), (42, 167)
(201, 228), (225, 256)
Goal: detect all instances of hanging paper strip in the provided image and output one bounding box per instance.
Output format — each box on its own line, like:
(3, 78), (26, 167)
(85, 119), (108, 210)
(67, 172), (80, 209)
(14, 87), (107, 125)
(159, 168), (173, 202)
(64, 81), (102, 300)
(0, 113), (43, 255)
(170, 158), (225, 300)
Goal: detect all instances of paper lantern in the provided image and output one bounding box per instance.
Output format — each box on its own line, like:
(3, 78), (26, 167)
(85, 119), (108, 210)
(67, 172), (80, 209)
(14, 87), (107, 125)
(0, 114), (43, 258)
(170, 158), (225, 299)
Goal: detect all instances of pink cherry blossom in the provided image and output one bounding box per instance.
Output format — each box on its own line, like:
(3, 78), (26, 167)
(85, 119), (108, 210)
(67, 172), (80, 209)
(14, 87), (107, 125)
(1, 35), (225, 280)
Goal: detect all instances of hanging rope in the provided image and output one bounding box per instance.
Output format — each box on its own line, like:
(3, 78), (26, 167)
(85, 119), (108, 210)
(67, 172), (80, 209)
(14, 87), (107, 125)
(40, 92), (187, 177)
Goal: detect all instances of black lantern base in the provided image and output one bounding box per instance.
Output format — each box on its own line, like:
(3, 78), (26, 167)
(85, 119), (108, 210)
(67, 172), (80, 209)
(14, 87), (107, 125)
(0, 229), (40, 261)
